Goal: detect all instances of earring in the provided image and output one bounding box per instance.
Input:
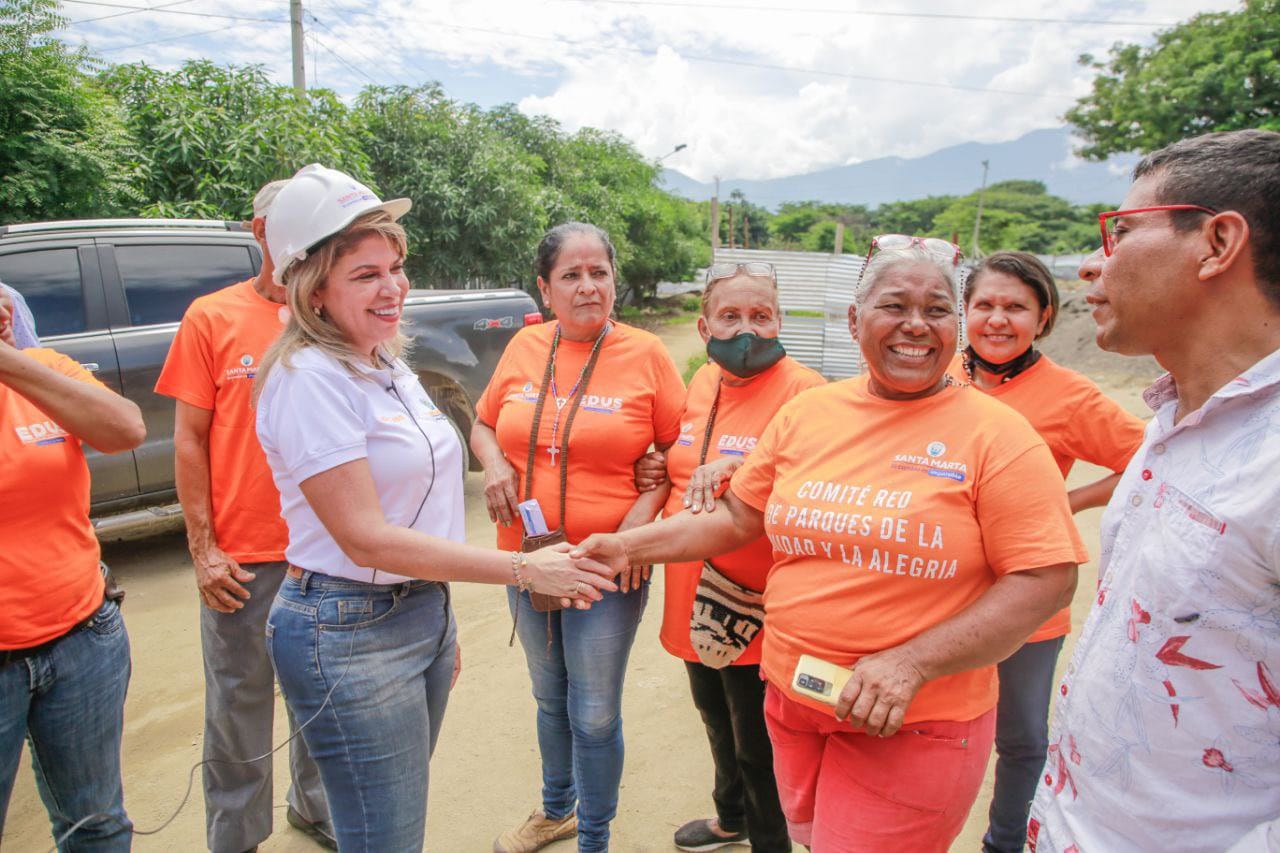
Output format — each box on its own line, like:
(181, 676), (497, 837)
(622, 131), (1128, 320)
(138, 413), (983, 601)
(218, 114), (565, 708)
(314, 306), (323, 319)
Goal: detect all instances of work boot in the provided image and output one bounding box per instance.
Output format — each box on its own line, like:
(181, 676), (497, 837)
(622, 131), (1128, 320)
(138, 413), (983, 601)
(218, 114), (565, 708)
(493, 808), (577, 852)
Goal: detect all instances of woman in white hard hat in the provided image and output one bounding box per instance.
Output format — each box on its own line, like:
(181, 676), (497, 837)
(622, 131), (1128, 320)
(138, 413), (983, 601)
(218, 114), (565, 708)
(252, 164), (617, 852)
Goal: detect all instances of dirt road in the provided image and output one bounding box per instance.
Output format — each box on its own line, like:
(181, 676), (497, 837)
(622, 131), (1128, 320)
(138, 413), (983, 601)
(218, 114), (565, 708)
(5, 320), (1158, 852)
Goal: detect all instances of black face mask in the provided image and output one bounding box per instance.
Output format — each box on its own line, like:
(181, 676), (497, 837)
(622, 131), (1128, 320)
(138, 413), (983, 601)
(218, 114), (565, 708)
(706, 332), (786, 379)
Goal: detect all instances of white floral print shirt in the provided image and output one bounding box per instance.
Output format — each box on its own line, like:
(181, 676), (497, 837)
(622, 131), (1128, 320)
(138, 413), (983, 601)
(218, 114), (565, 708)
(1029, 347), (1280, 853)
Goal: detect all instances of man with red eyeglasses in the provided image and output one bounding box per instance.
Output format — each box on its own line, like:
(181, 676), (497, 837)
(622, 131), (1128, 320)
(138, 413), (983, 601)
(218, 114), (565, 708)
(1027, 129), (1280, 852)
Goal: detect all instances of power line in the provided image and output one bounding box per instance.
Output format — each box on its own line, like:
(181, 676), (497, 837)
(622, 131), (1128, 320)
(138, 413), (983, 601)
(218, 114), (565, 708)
(310, 32), (380, 86)
(60, 0), (285, 25)
(553, 0), (1177, 28)
(97, 21), (249, 51)
(271, 2), (1075, 99)
(70, 0), (198, 25)
(59, 0), (1078, 100)
(305, 13), (393, 84)
(418, 19), (1074, 99)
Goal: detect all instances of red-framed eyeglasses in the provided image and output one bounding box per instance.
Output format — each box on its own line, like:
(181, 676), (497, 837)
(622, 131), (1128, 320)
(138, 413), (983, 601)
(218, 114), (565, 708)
(1097, 205), (1218, 257)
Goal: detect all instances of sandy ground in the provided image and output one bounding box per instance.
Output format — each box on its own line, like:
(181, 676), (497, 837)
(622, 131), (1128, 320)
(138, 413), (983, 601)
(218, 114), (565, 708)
(5, 319), (1162, 852)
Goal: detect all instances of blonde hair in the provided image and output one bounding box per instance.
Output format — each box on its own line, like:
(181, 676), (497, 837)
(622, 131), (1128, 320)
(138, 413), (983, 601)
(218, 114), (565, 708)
(253, 210), (409, 403)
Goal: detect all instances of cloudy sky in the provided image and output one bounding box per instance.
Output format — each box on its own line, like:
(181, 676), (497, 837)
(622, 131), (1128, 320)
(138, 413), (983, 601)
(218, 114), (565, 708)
(57, 0), (1238, 181)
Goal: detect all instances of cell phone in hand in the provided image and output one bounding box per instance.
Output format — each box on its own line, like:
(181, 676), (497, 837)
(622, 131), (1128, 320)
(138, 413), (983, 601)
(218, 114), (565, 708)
(792, 654), (854, 706)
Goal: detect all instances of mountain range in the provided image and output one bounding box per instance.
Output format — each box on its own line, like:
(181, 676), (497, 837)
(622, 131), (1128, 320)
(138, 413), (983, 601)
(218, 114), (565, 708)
(660, 127), (1139, 209)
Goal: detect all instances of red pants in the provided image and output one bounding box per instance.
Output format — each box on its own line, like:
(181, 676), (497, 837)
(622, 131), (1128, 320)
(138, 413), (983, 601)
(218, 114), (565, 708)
(764, 684), (995, 852)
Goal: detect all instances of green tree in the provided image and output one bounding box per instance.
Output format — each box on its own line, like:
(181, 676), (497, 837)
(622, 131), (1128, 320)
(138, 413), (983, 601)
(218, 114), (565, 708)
(0, 0), (135, 221)
(871, 195), (957, 238)
(771, 204), (825, 244)
(932, 181), (1101, 255)
(1067, 0), (1280, 159)
(103, 60), (373, 219)
(356, 85), (547, 287)
(488, 110), (706, 302)
(720, 190), (771, 248)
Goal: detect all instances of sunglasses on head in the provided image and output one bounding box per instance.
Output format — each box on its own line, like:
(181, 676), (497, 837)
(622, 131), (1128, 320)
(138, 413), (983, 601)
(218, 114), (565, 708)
(865, 234), (964, 266)
(706, 262), (777, 285)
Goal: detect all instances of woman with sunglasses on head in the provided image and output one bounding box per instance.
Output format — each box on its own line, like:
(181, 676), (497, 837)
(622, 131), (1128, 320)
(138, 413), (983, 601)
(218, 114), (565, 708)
(471, 222), (685, 853)
(641, 262), (824, 852)
(950, 251), (1146, 853)
(575, 236), (1085, 851)
(252, 168), (617, 852)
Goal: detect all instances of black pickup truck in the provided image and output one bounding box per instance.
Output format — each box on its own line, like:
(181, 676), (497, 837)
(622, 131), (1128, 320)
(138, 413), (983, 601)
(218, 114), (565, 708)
(0, 218), (538, 532)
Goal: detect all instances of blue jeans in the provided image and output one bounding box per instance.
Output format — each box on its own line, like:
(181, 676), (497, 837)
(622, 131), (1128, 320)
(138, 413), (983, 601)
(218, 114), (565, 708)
(267, 572), (456, 853)
(983, 636), (1066, 853)
(0, 599), (132, 851)
(508, 585), (648, 853)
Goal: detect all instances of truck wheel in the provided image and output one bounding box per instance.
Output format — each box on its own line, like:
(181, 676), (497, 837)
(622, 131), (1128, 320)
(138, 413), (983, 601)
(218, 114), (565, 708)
(425, 379), (479, 472)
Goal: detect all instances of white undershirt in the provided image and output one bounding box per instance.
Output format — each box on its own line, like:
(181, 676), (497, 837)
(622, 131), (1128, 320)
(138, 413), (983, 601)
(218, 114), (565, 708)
(255, 346), (465, 583)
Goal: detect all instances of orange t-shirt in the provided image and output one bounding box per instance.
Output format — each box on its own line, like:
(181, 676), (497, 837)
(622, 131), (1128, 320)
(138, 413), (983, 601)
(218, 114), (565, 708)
(660, 357), (826, 665)
(948, 353), (1146, 640)
(1, 349), (106, 648)
(730, 377), (1087, 724)
(476, 321), (685, 550)
(155, 279), (289, 563)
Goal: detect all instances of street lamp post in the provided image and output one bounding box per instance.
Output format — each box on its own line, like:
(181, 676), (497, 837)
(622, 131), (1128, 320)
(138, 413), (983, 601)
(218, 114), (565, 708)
(657, 143), (688, 164)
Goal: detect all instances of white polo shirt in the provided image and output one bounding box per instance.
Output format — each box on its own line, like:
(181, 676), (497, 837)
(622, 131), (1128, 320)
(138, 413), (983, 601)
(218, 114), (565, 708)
(255, 345), (465, 583)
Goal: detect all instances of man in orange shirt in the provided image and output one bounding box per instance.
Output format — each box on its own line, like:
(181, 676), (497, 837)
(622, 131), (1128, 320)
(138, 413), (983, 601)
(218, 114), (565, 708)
(155, 182), (333, 852)
(1, 287), (146, 849)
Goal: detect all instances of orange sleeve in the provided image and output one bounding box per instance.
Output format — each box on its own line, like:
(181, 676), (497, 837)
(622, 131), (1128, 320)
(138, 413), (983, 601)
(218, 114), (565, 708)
(650, 343), (686, 446)
(33, 349), (108, 390)
(1061, 385), (1147, 474)
(154, 308), (216, 409)
(728, 400), (790, 511)
(976, 441), (1089, 574)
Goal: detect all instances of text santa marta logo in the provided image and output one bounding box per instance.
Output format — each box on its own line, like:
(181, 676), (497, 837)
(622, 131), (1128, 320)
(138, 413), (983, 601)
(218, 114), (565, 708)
(926, 441), (946, 458)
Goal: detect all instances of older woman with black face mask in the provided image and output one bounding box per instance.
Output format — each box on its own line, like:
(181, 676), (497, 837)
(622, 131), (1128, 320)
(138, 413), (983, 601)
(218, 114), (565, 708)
(576, 237), (1086, 852)
(648, 262), (825, 853)
(952, 251), (1146, 853)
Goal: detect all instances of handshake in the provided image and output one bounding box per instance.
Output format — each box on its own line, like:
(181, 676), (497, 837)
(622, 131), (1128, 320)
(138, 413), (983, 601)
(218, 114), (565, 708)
(522, 533), (637, 610)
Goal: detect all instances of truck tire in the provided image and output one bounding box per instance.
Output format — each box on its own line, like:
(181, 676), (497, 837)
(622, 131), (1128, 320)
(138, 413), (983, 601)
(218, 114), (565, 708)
(424, 377), (480, 472)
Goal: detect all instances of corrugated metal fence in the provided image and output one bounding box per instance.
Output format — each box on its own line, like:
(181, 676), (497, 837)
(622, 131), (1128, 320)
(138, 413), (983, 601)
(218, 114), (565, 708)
(714, 247), (864, 379)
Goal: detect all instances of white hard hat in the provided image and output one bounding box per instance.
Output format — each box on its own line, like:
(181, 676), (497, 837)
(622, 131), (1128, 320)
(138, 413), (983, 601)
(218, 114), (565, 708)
(267, 164), (411, 284)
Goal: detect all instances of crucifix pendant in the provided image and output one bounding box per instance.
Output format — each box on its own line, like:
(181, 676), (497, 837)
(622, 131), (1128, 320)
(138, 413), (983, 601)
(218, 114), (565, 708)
(547, 445), (560, 466)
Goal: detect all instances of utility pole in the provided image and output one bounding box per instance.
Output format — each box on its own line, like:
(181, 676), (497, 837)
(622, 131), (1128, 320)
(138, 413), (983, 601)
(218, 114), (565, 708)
(290, 0), (306, 98)
(710, 176), (720, 261)
(971, 158), (990, 259)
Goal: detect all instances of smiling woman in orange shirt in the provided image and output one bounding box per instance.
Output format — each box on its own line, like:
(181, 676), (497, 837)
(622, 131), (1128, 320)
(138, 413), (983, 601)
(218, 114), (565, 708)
(576, 237), (1086, 852)
(953, 251), (1146, 853)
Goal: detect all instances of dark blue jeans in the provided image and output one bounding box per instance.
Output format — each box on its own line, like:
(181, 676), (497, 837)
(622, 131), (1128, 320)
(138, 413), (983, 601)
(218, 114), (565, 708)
(983, 636), (1065, 853)
(267, 572), (455, 853)
(508, 584), (647, 853)
(0, 599), (132, 851)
